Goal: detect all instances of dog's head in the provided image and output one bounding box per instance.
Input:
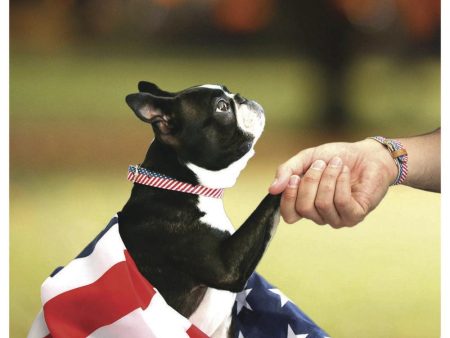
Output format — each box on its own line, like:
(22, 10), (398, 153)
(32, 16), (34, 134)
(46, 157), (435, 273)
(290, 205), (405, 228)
(126, 81), (265, 188)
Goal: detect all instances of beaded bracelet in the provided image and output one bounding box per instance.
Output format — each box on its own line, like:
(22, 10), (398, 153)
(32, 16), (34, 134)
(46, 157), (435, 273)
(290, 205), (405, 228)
(368, 136), (408, 185)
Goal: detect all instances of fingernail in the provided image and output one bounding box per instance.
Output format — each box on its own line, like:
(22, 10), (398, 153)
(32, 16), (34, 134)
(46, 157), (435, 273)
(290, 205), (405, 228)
(288, 175), (300, 187)
(330, 157), (342, 168)
(311, 160), (326, 170)
(270, 178), (278, 187)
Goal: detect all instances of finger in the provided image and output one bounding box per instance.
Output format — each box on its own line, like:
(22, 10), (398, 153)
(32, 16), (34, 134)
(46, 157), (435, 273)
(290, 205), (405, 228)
(269, 149), (314, 195)
(281, 175), (302, 224)
(314, 156), (343, 227)
(295, 160), (326, 225)
(334, 165), (365, 227)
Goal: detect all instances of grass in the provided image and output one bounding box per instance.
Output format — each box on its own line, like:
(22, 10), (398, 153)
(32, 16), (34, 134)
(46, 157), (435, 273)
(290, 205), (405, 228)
(10, 152), (440, 338)
(10, 49), (440, 134)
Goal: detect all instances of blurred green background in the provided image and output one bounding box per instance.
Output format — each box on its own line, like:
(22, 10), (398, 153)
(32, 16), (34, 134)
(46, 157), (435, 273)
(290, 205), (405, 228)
(10, 1), (440, 337)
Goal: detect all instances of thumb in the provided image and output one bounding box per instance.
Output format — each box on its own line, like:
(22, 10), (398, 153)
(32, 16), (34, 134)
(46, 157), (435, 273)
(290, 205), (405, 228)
(269, 165), (293, 195)
(269, 150), (311, 195)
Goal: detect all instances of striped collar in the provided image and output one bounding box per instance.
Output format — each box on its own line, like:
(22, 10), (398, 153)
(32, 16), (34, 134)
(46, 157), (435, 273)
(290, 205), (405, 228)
(127, 165), (224, 199)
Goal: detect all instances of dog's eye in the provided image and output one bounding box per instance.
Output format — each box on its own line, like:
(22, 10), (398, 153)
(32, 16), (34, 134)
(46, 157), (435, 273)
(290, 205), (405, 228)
(216, 100), (230, 113)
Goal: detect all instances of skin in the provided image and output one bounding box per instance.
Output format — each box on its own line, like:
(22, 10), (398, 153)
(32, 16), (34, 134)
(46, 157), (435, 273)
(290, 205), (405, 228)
(269, 128), (441, 228)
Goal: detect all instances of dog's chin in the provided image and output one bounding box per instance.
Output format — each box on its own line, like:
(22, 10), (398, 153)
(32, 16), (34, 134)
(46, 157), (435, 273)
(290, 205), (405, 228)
(186, 109), (264, 190)
(186, 147), (256, 189)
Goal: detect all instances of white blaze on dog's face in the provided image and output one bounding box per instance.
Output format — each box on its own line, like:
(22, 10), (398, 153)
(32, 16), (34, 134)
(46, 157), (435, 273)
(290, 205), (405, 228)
(186, 84), (265, 188)
(126, 82), (265, 189)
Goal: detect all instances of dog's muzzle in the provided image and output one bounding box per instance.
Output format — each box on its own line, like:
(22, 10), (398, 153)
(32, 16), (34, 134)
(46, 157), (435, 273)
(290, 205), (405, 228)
(236, 100), (265, 139)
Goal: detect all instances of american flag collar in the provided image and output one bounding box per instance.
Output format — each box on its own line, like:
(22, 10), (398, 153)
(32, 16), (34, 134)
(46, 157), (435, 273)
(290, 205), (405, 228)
(127, 164), (225, 199)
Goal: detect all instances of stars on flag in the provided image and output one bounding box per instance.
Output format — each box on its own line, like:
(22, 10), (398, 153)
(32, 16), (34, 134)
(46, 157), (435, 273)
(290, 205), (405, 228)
(233, 274), (330, 338)
(287, 324), (309, 338)
(268, 288), (291, 307)
(236, 288), (253, 314)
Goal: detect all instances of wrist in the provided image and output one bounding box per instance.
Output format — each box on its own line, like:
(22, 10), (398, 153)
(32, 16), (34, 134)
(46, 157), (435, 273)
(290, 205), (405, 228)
(367, 136), (408, 186)
(362, 138), (399, 185)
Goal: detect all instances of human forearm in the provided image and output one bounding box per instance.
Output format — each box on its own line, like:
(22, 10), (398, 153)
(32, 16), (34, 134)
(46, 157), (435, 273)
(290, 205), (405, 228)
(270, 128), (441, 227)
(398, 128), (441, 192)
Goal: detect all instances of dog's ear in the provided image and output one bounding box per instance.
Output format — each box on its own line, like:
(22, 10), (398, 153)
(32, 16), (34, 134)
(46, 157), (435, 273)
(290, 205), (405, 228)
(126, 93), (178, 144)
(138, 81), (175, 97)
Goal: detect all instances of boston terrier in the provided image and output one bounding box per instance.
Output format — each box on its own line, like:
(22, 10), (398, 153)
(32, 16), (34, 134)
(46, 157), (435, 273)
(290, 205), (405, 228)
(118, 81), (281, 338)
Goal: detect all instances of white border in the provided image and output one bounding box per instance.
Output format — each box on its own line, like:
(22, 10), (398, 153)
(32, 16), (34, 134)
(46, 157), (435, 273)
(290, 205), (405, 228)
(1, 0), (9, 336)
(441, 1), (448, 337)
(3, 3), (445, 338)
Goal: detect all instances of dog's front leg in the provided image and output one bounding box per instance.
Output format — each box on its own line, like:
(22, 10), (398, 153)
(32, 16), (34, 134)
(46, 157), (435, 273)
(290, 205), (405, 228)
(175, 194), (280, 293)
(218, 193), (281, 291)
(184, 193), (280, 292)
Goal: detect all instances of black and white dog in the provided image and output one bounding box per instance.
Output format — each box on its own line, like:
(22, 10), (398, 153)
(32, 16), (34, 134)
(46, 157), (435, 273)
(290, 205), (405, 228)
(119, 82), (281, 337)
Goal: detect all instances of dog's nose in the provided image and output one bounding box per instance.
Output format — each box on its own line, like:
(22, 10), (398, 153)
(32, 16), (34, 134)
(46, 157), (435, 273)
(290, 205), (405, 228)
(234, 93), (248, 104)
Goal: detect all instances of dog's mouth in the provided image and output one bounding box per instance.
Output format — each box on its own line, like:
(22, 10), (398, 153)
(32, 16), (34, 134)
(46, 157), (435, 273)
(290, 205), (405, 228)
(239, 141), (253, 155)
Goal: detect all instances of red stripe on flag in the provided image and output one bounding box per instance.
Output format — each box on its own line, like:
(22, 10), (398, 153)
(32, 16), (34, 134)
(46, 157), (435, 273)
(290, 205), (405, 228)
(171, 181), (182, 189)
(186, 324), (209, 338)
(166, 180), (177, 189)
(180, 183), (191, 192)
(147, 176), (158, 185)
(142, 175), (151, 185)
(153, 178), (165, 188)
(43, 250), (156, 338)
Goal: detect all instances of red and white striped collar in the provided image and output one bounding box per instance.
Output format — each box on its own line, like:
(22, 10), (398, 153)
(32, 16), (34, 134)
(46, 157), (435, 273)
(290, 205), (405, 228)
(127, 165), (224, 199)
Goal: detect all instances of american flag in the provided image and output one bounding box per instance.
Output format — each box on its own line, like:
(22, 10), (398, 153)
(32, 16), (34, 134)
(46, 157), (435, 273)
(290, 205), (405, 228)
(28, 216), (329, 338)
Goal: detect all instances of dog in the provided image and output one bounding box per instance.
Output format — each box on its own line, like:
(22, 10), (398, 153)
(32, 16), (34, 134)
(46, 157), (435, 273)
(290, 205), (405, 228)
(27, 82), (283, 338)
(119, 82), (281, 337)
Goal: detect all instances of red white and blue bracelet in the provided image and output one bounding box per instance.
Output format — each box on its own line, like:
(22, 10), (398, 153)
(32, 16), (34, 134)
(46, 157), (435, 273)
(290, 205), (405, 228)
(368, 136), (408, 185)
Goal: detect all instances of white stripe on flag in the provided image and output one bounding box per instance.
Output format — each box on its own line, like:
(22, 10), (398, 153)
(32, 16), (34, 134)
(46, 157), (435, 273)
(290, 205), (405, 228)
(173, 181), (184, 190)
(88, 293), (192, 338)
(142, 175), (151, 185)
(153, 178), (165, 188)
(160, 180), (170, 189)
(41, 223), (125, 304)
(192, 186), (202, 194)
(180, 183), (191, 192)
(197, 187), (207, 196)
(166, 180), (178, 190)
(27, 309), (49, 338)
(147, 177), (158, 185)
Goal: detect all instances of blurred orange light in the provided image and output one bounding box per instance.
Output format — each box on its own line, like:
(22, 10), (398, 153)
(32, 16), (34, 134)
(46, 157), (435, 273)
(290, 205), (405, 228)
(214, 0), (275, 33)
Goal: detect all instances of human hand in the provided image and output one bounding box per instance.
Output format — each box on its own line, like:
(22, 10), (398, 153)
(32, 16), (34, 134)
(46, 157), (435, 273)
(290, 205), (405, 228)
(269, 139), (399, 228)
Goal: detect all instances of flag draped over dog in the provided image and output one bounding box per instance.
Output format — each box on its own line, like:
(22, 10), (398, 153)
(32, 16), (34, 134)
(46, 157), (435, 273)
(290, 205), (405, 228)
(28, 216), (329, 338)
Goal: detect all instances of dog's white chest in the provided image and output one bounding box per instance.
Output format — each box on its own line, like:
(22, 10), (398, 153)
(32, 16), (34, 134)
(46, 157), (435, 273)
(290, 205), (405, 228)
(197, 195), (235, 234)
(191, 196), (236, 337)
